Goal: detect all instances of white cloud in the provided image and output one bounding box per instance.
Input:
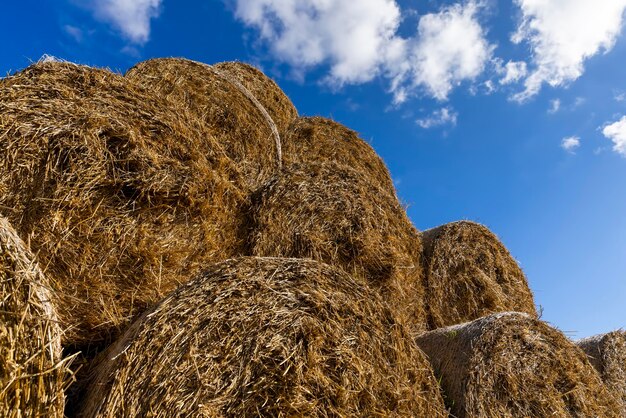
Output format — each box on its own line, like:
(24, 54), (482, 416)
(548, 98), (561, 114)
(615, 91), (626, 102)
(512, 0), (626, 102)
(498, 60), (527, 85)
(561, 136), (580, 153)
(602, 115), (626, 156)
(390, 1), (494, 101)
(63, 25), (84, 43)
(416, 107), (458, 128)
(87, 0), (162, 44)
(233, 0), (401, 85)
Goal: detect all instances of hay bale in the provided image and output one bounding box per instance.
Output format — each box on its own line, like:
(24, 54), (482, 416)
(282, 117), (395, 191)
(0, 61), (246, 345)
(247, 162), (426, 329)
(577, 331), (626, 413)
(415, 312), (622, 418)
(77, 257), (447, 417)
(0, 216), (71, 417)
(126, 58), (286, 187)
(420, 221), (537, 329)
(213, 61), (298, 135)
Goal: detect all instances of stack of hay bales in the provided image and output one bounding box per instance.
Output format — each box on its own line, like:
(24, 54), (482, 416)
(0, 61), (246, 345)
(0, 57), (622, 416)
(77, 257), (447, 417)
(415, 312), (622, 417)
(577, 331), (626, 413)
(0, 216), (71, 417)
(420, 221), (537, 329)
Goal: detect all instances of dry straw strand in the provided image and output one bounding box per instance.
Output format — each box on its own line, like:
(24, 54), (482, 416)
(577, 330), (626, 414)
(0, 215), (72, 418)
(77, 257), (447, 418)
(416, 312), (622, 418)
(420, 221), (537, 329)
(247, 161), (427, 330)
(0, 61), (246, 345)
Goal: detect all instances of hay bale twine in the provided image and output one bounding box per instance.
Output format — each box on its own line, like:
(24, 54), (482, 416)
(0, 216), (71, 417)
(0, 61), (246, 345)
(421, 221), (537, 329)
(577, 331), (626, 413)
(77, 257), (447, 417)
(126, 58), (285, 187)
(247, 162), (426, 329)
(415, 312), (622, 418)
(213, 61), (298, 135)
(282, 117), (395, 191)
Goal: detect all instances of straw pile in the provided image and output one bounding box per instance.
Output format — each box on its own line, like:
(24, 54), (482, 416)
(577, 331), (626, 413)
(420, 221), (537, 329)
(77, 257), (447, 417)
(0, 216), (71, 417)
(0, 61), (246, 345)
(415, 312), (622, 418)
(247, 162), (426, 328)
(126, 58), (292, 187)
(282, 117), (395, 191)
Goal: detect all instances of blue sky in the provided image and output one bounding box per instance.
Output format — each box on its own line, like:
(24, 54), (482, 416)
(1, 0), (625, 338)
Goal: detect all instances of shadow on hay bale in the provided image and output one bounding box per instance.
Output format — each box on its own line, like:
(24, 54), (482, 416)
(126, 58), (293, 188)
(577, 330), (626, 414)
(282, 117), (395, 191)
(0, 216), (72, 418)
(420, 221), (537, 329)
(416, 312), (622, 418)
(247, 162), (427, 329)
(0, 61), (246, 346)
(76, 257), (447, 417)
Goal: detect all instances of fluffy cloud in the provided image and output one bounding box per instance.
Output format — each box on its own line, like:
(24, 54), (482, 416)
(548, 99), (560, 114)
(498, 60), (527, 85)
(602, 116), (626, 156)
(391, 1), (494, 101)
(233, 1), (492, 101)
(561, 136), (580, 153)
(233, 0), (402, 85)
(512, 0), (626, 102)
(87, 0), (162, 44)
(416, 107), (458, 128)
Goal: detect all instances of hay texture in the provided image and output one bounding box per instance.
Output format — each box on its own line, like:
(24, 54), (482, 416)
(0, 216), (70, 417)
(0, 61), (245, 345)
(577, 331), (626, 413)
(213, 61), (298, 136)
(77, 257), (447, 417)
(126, 58), (287, 187)
(282, 117), (395, 191)
(247, 162), (426, 329)
(415, 312), (622, 418)
(421, 221), (536, 329)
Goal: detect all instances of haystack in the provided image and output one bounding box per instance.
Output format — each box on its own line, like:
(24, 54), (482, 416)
(247, 162), (426, 329)
(126, 58), (288, 187)
(420, 221), (536, 329)
(0, 216), (71, 417)
(282, 117), (395, 190)
(0, 61), (246, 345)
(577, 331), (626, 413)
(415, 312), (622, 418)
(77, 257), (447, 417)
(213, 61), (298, 135)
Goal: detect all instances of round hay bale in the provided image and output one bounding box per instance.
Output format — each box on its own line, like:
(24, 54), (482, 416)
(77, 257), (447, 417)
(282, 117), (395, 191)
(0, 61), (246, 345)
(577, 331), (626, 413)
(213, 61), (298, 135)
(415, 312), (622, 418)
(126, 58), (285, 187)
(0, 216), (71, 417)
(247, 162), (426, 329)
(420, 221), (537, 329)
